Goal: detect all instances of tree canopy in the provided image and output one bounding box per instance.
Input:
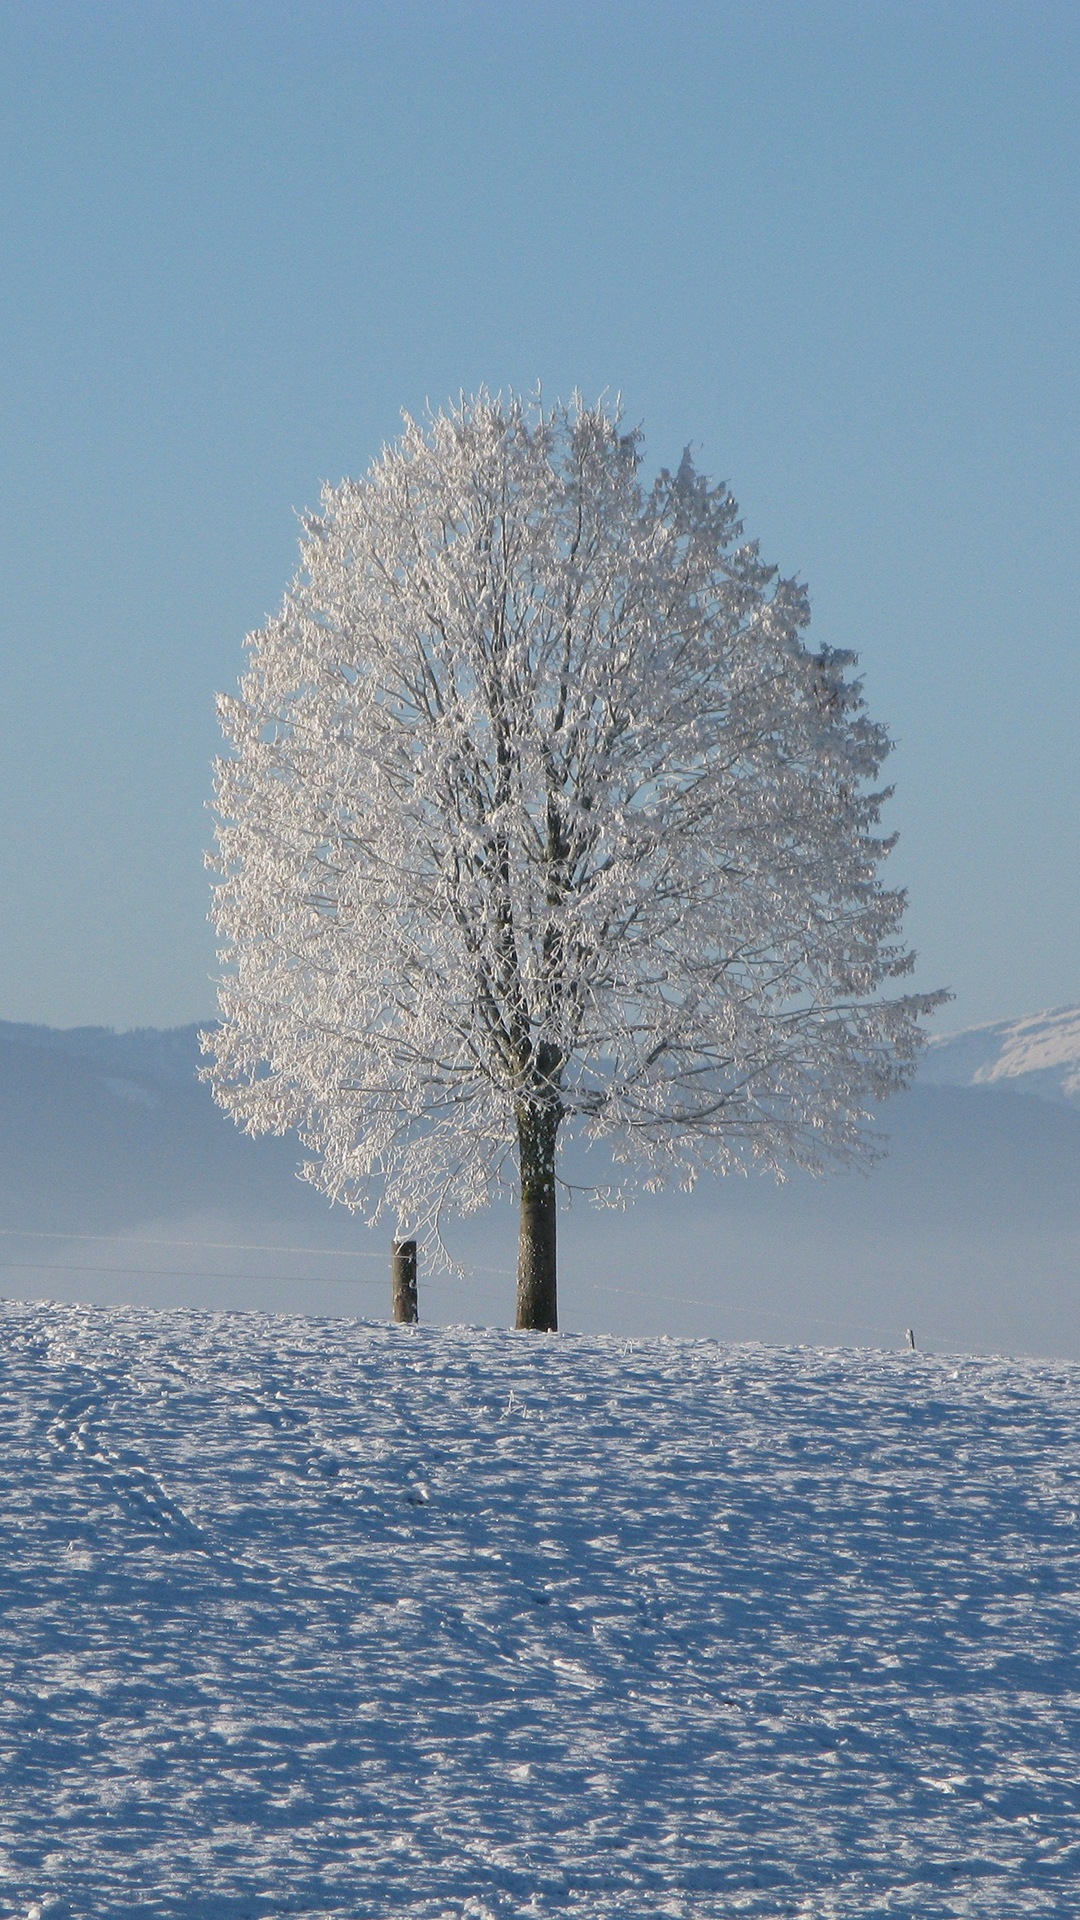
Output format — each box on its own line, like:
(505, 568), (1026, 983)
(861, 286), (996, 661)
(204, 392), (942, 1328)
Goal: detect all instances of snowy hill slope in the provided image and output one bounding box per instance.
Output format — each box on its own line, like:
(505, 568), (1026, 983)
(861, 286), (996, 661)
(922, 1004), (1080, 1108)
(3, 1301), (1080, 1918)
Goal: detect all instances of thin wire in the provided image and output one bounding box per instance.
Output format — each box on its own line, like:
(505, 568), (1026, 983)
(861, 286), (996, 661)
(0, 1226), (383, 1260)
(0, 1259), (500, 1293)
(0, 1234), (903, 1340)
(0, 1260), (379, 1289)
(0, 1225), (516, 1278)
(0, 1256), (901, 1339)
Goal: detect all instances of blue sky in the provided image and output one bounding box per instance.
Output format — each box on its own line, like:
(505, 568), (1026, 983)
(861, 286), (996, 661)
(1, 0), (1076, 1031)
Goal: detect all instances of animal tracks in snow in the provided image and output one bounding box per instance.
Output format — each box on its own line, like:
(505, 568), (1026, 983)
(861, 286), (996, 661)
(45, 1374), (211, 1556)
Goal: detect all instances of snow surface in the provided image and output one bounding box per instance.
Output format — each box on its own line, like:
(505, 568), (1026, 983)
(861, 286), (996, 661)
(922, 1006), (1080, 1108)
(4, 1303), (1080, 1917)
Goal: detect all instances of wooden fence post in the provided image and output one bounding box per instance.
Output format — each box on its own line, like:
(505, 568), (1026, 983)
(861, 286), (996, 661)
(391, 1238), (418, 1324)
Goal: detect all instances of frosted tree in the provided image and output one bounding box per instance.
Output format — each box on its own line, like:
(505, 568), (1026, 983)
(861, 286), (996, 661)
(204, 392), (942, 1330)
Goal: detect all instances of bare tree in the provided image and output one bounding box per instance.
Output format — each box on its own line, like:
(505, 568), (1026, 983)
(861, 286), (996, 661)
(204, 392), (942, 1329)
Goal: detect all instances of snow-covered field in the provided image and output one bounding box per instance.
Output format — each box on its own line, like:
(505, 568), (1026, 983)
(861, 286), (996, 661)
(4, 1304), (1080, 1918)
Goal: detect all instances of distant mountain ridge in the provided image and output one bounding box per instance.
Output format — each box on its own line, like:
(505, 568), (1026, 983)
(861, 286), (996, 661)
(8, 1004), (1080, 1107)
(0, 1018), (315, 1239)
(0, 1020), (205, 1086)
(921, 1004), (1080, 1109)
(4, 1004), (1080, 1355)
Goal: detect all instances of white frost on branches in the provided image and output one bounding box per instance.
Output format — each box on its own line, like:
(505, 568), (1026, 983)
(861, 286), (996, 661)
(204, 392), (942, 1249)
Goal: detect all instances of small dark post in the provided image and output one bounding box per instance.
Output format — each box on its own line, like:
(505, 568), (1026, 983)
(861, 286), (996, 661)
(391, 1238), (418, 1324)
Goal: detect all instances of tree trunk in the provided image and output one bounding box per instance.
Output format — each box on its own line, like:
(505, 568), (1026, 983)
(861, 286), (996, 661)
(515, 1100), (559, 1331)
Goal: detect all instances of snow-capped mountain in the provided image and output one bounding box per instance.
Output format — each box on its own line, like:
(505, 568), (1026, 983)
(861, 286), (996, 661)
(920, 1004), (1080, 1107)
